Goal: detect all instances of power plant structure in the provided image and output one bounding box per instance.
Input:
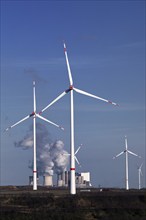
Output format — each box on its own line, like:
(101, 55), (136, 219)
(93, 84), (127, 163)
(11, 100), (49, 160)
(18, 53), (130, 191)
(29, 171), (92, 188)
(29, 175), (39, 186)
(57, 171), (91, 188)
(57, 171), (69, 187)
(43, 175), (53, 187)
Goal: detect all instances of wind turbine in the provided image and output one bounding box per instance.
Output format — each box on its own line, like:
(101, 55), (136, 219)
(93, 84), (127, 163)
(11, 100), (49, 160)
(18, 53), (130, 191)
(39, 43), (119, 194)
(137, 163), (143, 190)
(113, 136), (141, 190)
(62, 144), (83, 167)
(74, 144), (83, 167)
(5, 81), (64, 190)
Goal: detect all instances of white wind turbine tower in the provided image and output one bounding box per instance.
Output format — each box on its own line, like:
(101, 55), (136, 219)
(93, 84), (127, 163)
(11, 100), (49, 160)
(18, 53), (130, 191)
(39, 43), (119, 194)
(137, 163), (143, 190)
(5, 81), (64, 190)
(113, 136), (141, 190)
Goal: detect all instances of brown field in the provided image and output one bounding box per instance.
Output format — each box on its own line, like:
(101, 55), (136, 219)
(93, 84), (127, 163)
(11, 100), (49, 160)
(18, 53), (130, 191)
(0, 186), (146, 220)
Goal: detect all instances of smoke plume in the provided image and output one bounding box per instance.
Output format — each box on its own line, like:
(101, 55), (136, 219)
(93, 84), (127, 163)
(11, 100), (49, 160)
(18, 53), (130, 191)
(14, 123), (69, 176)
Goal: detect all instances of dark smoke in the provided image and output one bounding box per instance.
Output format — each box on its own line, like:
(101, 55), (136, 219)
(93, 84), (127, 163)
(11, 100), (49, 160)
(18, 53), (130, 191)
(24, 68), (47, 84)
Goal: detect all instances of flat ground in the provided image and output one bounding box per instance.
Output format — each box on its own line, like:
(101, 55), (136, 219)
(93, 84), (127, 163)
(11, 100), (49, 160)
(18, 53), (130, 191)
(0, 186), (146, 220)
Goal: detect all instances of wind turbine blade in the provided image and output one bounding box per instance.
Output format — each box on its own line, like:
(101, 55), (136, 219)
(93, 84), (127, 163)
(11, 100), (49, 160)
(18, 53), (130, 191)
(74, 87), (119, 106)
(63, 42), (73, 86)
(36, 114), (64, 130)
(140, 163), (143, 169)
(75, 156), (81, 166)
(75, 146), (81, 155)
(113, 151), (125, 159)
(33, 81), (36, 112)
(128, 150), (141, 158)
(4, 114), (32, 131)
(75, 144), (83, 155)
(140, 170), (143, 176)
(39, 90), (68, 114)
(62, 153), (70, 156)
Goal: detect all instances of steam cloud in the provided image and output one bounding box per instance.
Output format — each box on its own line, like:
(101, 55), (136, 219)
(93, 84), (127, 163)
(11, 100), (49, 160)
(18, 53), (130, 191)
(14, 123), (69, 176)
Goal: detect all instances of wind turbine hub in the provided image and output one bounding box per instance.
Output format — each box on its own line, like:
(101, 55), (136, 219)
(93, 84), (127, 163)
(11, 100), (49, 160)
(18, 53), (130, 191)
(30, 112), (35, 117)
(69, 85), (73, 90)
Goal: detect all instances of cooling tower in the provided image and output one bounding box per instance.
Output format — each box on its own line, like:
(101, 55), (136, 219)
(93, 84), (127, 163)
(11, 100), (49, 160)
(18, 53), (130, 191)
(43, 175), (53, 186)
(58, 180), (63, 187)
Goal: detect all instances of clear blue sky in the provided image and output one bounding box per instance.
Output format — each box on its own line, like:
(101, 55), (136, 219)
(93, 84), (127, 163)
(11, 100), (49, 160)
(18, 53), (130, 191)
(1, 0), (145, 188)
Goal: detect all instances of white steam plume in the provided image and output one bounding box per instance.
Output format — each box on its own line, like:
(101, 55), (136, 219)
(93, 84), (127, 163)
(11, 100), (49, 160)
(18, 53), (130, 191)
(14, 123), (69, 176)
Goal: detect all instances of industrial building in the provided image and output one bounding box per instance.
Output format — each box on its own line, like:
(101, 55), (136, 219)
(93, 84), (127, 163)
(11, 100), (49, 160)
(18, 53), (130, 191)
(29, 171), (91, 188)
(29, 175), (39, 186)
(57, 171), (92, 188)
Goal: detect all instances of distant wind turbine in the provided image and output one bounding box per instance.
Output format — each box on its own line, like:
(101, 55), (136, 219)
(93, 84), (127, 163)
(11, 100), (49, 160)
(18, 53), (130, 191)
(39, 43), (119, 194)
(137, 163), (143, 190)
(62, 144), (83, 167)
(74, 144), (83, 167)
(113, 136), (141, 190)
(5, 81), (64, 190)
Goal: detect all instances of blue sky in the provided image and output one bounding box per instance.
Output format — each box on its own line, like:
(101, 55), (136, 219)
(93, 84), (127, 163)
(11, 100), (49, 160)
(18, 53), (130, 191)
(1, 0), (145, 189)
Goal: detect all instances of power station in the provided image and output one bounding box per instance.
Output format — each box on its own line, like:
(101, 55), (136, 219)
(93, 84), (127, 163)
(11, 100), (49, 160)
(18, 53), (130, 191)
(29, 171), (92, 188)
